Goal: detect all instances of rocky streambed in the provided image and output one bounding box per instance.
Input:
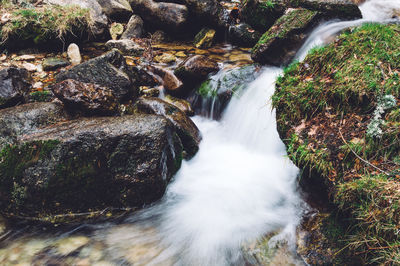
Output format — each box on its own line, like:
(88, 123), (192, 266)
(1, 0), (397, 265)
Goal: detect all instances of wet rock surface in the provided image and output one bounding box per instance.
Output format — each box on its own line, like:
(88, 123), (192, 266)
(52, 79), (119, 115)
(0, 114), (183, 219)
(228, 23), (262, 47)
(0, 102), (66, 150)
(240, 0), (286, 32)
(134, 97), (201, 158)
(174, 55), (219, 87)
(56, 50), (139, 102)
(105, 39), (145, 56)
(0, 67), (31, 109)
(252, 8), (321, 66)
(42, 57), (70, 71)
(97, 0), (133, 20)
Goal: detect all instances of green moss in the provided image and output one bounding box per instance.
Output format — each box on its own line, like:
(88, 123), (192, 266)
(253, 8), (317, 52)
(29, 90), (52, 102)
(274, 23), (400, 264)
(1, 4), (93, 45)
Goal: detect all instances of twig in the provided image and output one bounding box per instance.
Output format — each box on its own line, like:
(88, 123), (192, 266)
(355, 244), (400, 255)
(338, 128), (390, 176)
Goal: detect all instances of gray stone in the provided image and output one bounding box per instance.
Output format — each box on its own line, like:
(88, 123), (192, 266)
(56, 50), (139, 101)
(97, 0), (132, 19)
(0, 67), (31, 109)
(129, 0), (188, 32)
(121, 15), (144, 39)
(228, 23), (262, 47)
(67, 43), (82, 65)
(42, 57), (70, 71)
(105, 39), (145, 56)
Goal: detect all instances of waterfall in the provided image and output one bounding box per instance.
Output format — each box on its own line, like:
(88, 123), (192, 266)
(99, 1), (400, 265)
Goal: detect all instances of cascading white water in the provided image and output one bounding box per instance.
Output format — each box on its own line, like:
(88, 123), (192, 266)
(101, 1), (400, 265)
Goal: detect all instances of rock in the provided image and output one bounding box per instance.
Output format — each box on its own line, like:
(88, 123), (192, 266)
(193, 65), (260, 119)
(97, 0), (132, 19)
(55, 236), (90, 256)
(153, 53), (176, 64)
(285, 0), (362, 20)
(228, 23), (262, 47)
(121, 15), (144, 39)
(42, 57), (70, 71)
(0, 67), (31, 109)
(193, 28), (216, 49)
(52, 79), (119, 115)
(165, 95), (194, 116)
(109, 22), (124, 40)
(0, 102), (66, 150)
(182, 0), (227, 28)
(129, 0), (188, 32)
(67, 43), (82, 65)
(175, 51), (186, 58)
(45, 0), (108, 36)
(151, 30), (170, 43)
(251, 8), (321, 66)
(56, 50), (139, 102)
(15, 55), (36, 61)
(174, 55), (219, 86)
(134, 97), (200, 158)
(149, 66), (184, 95)
(22, 62), (38, 72)
(105, 39), (145, 56)
(0, 114), (183, 219)
(139, 86), (160, 97)
(240, 0), (286, 32)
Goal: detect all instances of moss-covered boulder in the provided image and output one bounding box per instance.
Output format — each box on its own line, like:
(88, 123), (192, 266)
(252, 8), (320, 66)
(273, 23), (400, 264)
(0, 113), (183, 221)
(134, 97), (201, 159)
(285, 0), (362, 20)
(240, 0), (286, 32)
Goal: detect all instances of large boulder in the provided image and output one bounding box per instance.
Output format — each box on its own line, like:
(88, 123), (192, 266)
(0, 113), (183, 219)
(228, 23), (262, 47)
(56, 50), (139, 102)
(52, 79), (120, 116)
(121, 15), (144, 39)
(174, 55), (219, 88)
(182, 0), (228, 28)
(134, 97), (201, 158)
(97, 0), (133, 19)
(0, 67), (31, 109)
(285, 0), (362, 20)
(45, 0), (108, 36)
(251, 8), (321, 66)
(240, 0), (286, 32)
(129, 0), (188, 32)
(0, 102), (66, 150)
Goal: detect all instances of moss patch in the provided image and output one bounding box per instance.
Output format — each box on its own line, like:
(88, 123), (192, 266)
(0, 4), (93, 47)
(274, 23), (400, 264)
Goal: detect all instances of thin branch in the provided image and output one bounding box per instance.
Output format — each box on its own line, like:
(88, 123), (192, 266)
(338, 128), (390, 176)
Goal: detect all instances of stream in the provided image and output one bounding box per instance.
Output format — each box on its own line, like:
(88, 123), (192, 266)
(1, 1), (399, 265)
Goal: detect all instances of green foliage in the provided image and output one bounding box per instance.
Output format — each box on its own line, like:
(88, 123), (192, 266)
(29, 90), (52, 102)
(273, 23), (400, 122)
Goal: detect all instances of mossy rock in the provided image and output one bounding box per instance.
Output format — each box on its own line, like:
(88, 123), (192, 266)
(193, 28), (216, 49)
(240, 0), (286, 32)
(251, 8), (320, 66)
(0, 114), (183, 222)
(273, 23), (400, 264)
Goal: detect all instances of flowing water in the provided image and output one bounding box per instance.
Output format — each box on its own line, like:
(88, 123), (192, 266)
(1, 1), (399, 265)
